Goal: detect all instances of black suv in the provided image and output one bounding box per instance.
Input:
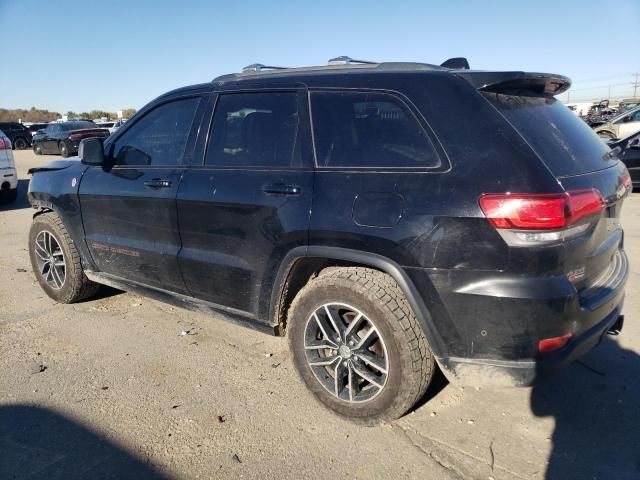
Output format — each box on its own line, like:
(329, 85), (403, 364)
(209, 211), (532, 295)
(27, 58), (631, 424)
(0, 122), (31, 149)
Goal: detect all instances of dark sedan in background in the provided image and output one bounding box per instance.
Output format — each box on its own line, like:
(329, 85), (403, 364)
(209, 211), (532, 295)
(32, 121), (109, 157)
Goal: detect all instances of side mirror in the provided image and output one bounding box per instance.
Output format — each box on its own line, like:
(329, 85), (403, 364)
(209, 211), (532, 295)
(630, 139), (640, 150)
(79, 137), (105, 165)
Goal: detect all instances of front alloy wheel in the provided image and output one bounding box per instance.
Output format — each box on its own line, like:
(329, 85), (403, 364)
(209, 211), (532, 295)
(33, 230), (66, 289)
(304, 303), (389, 403)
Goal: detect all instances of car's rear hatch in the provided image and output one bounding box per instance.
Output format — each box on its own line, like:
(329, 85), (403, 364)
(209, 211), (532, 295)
(469, 72), (631, 307)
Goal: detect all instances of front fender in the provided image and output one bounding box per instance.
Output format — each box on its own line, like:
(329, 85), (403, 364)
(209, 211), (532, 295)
(28, 163), (96, 270)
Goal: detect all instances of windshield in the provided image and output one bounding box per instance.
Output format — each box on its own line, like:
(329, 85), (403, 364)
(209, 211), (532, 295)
(483, 92), (617, 177)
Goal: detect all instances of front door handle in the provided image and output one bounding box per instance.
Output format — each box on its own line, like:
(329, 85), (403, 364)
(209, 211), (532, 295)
(144, 178), (172, 189)
(262, 183), (301, 195)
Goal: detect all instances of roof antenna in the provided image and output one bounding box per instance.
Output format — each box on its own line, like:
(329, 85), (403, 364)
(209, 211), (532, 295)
(440, 57), (470, 69)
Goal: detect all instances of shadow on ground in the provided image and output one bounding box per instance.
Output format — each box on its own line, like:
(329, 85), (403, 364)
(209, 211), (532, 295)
(0, 179), (30, 211)
(531, 337), (640, 479)
(0, 404), (170, 480)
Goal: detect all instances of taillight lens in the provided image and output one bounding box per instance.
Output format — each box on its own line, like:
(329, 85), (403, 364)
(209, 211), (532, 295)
(480, 189), (604, 230)
(479, 189), (604, 246)
(0, 138), (10, 150)
(621, 173), (632, 193)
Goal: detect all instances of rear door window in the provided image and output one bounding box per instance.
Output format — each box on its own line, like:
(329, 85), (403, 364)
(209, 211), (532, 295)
(483, 92), (617, 177)
(310, 90), (440, 169)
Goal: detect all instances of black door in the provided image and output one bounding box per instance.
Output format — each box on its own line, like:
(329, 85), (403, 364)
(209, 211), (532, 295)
(40, 124), (59, 153)
(177, 90), (314, 320)
(79, 95), (203, 293)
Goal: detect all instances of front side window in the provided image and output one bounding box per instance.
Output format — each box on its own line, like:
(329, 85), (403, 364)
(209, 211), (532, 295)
(113, 97), (200, 166)
(310, 90), (440, 168)
(205, 92), (301, 168)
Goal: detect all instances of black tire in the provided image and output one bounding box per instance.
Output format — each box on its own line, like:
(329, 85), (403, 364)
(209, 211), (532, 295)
(59, 141), (69, 158)
(13, 137), (28, 149)
(28, 212), (100, 303)
(288, 267), (435, 425)
(0, 188), (18, 204)
(33, 143), (42, 155)
(597, 130), (615, 140)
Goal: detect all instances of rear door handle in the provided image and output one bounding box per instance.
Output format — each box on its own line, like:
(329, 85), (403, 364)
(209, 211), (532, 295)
(144, 178), (172, 189)
(262, 183), (301, 195)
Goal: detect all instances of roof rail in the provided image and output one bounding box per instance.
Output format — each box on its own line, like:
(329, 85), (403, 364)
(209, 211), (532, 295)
(242, 63), (288, 73)
(328, 56), (376, 66)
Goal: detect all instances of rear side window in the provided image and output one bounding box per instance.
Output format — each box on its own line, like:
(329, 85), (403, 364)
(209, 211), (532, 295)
(483, 93), (616, 177)
(114, 97), (200, 166)
(206, 92), (301, 168)
(310, 90), (440, 168)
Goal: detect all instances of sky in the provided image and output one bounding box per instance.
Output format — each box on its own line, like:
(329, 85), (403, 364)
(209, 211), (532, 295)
(1, 0), (639, 113)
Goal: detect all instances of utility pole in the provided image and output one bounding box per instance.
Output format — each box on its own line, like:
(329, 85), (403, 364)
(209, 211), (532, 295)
(632, 73), (640, 98)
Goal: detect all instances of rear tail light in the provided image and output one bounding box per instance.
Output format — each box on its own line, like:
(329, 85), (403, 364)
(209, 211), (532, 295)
(538, 333), (572, 354)
(479, 189), (604, 246)
(0, 138), (10, 150)
(69, 134), (82, 141)
(621, 172), (632, 193)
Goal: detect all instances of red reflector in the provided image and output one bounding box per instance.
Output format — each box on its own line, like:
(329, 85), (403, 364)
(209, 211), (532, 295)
(538, 333), (572, 354)
(479, 189), (603, 230)
(0, 139), (9, 150)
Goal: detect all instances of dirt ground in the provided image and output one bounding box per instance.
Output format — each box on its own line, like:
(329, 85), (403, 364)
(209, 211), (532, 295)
(1, 150), (639, 480)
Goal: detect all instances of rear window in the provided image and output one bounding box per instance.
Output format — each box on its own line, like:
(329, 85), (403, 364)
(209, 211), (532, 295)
(310, 90), (440, 169)
(65, 121), (96, 130)
(483, 92), (616, 177)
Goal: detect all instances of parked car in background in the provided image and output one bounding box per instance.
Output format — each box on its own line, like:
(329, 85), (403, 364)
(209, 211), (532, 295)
(565, 102), (592, 117)
(32, 121), (110, 157)
(95, 119), (126, 134)
(28, 58), (631, 424)
(593, 106), (640, 139)
(609, 130), (640, 189)
(27, 123), (51, 137)
(0, 122), (31, 149)
(0, 129), (17, 204)
(618, 98), (640, 113)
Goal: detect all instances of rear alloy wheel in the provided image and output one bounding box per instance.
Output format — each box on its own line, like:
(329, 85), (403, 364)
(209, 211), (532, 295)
(303, 303), (389, 403)
(33, 144), (42, 155)
(288, 267), (435, 425)
(13, 137), (28, 149)
(59, 142), (69, 158)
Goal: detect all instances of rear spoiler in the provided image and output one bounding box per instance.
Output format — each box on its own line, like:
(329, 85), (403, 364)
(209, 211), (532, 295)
(454, 71), (571, 96)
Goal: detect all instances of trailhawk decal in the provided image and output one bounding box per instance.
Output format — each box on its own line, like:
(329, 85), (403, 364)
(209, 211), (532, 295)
(91, 242), (140, 258)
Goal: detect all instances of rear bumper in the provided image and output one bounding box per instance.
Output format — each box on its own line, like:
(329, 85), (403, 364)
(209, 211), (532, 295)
(0, 167), (18, 190)
(406, 249), (629, 386)
(437, 306), (624, 386)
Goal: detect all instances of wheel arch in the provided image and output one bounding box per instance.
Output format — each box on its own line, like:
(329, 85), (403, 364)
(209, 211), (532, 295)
(268, 246), (446, 358)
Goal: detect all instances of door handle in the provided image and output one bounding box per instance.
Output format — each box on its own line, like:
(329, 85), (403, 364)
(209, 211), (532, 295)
(144, 178), (172, 189)
(262, 183), (301, 195)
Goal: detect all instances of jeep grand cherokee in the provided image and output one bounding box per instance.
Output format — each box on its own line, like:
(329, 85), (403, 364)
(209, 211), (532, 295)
(27, 57), (631, 424)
